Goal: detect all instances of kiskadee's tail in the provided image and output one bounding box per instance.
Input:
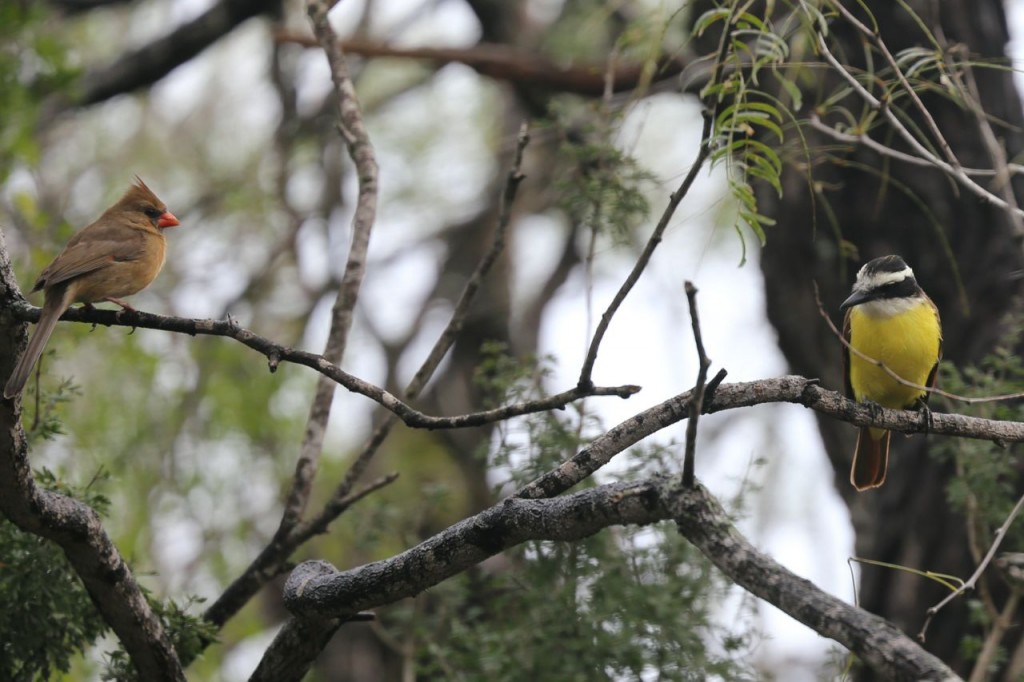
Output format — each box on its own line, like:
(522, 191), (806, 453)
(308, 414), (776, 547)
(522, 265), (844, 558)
(850, 428), (891, 491)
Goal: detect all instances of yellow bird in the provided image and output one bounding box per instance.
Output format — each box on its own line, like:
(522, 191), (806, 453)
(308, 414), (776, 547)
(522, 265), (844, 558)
(841, 255), (942, 491)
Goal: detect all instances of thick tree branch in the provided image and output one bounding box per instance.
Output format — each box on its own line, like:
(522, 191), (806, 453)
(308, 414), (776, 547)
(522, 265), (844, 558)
(273, 34), (696, 97)
(668, 484), (960, 681)
(53, 0), (281, 111)
(260, 477), (957, 681)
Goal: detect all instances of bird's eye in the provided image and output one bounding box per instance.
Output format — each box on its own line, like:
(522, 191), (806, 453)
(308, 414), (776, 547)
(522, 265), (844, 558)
(143, 207), (162, 219)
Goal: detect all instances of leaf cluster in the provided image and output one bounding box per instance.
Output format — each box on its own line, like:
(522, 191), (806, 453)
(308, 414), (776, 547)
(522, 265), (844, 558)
(0, 4), (78, 182)
(0, 469), (108, 681)
(102, 594), (217, 682)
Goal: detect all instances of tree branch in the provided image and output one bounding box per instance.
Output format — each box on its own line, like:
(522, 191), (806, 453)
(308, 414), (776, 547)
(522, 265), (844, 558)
(682, 281), (711, 487)
(5, 301), (640, 427)
(668, 484), (960, 681)
(258, 477), (958, 681)
(53, 0), (281, 112)
(203, 0), (380, 635)
(273, 34), (695, 97)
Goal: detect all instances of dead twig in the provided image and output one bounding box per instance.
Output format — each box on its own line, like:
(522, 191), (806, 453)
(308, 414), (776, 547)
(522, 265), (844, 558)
(919, 490), (1024, 641)
(682, 282), (711, 487)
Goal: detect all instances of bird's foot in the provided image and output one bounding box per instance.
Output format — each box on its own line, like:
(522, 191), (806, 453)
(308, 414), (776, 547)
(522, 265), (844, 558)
(105, 297), (136, 312)
(862, 399), (884, 426)
(914, 398), (934, 435)
(79, 303), (99, 331)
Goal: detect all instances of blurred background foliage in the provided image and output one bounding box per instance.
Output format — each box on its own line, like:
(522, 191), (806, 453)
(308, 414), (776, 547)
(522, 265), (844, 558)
(6, 0), (1023, 679)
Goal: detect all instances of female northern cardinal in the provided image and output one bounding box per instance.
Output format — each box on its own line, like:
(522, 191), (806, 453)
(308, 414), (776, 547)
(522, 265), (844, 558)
(3, 178), (181, 399)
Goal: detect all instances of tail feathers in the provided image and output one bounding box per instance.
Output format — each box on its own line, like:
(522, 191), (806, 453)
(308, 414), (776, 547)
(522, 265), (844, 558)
(850, 428), (891, 491)
(4, 286), (73, 399)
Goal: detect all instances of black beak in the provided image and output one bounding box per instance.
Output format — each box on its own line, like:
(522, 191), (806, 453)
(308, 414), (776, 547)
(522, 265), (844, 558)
(840, 289), (872, 311)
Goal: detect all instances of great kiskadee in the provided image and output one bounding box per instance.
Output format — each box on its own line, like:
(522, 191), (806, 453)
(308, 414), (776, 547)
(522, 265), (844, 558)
(840, 255), (942, 491)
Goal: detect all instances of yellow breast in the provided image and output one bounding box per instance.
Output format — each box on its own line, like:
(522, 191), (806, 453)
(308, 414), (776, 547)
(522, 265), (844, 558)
(847, 299), (941, 409)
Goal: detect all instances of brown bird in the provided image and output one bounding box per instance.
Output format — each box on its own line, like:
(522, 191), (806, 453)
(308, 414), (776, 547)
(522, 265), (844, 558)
(4, 178), (181, 399)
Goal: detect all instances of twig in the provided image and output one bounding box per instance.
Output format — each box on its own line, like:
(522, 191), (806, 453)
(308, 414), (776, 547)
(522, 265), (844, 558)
(815, 34), (1024, 219)
(919, 489), (1024, 641)
(577, 0), (738, 389)
(682, 282), (711, 487)
(947, 43), (1024, 239)
(806, 115), (1024, 177)
(813, 282), (1024, 404)
(406, 123), (530, 399)
(576, 144), (712, 388)
(828, 0), (960, 170)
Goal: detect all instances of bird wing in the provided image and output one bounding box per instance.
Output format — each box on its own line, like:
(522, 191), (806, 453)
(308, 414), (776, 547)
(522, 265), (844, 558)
(33, 223), (149, 291)
(842, 308), (854, 398)
(922, 298), (943, 405)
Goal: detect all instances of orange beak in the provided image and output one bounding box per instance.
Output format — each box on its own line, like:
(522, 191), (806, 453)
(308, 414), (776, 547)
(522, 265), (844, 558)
(158, 211), (180, 228)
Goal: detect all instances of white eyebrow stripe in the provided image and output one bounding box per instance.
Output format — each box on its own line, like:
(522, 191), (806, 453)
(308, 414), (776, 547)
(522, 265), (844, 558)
(857, 266), (914, 288)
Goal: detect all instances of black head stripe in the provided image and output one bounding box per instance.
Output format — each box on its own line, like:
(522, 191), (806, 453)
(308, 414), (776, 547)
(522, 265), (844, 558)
(867, 277), (921, 301)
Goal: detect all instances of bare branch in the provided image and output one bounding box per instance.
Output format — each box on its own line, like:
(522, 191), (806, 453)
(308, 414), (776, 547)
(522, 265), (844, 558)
(669, 484), (960, 681)
(204, 0), (380, 640)
(273, 34), (695, 97)
(280, 0), (380, 535)
(947, 44), (1024, 239)
(520, 374), (1024, 503)
(406, 123), (530, 399)
(827, 0), (960, 170)
(576, 2), (738, 389)
(807, 115), (1024, 177)
(576, 143), (712, 388)
(682, 281), (711, 487)
(263, 477), (956, 681)
(920, 490), (1024, 641)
